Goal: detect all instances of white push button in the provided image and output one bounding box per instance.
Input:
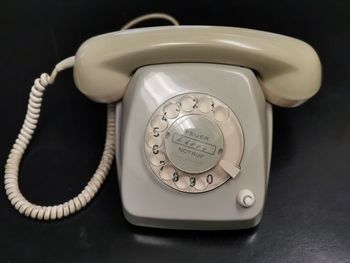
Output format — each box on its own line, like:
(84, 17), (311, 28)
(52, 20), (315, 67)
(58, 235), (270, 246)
(237, 189), (255, 208)
(243, 196), (254, 207)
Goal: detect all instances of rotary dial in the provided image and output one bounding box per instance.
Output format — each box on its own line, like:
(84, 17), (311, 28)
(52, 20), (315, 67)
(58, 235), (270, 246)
(144, 93), (244, 193)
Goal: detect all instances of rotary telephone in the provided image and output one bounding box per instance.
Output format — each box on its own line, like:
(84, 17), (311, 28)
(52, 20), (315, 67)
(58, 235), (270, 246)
(4, 13), (322, 229)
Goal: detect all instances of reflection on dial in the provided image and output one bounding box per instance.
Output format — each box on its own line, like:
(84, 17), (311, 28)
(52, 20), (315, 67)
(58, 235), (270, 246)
(163, 102), (180, 119)
(149, 151), (166, 166)
(159, 165), (175, 180)
(144, 93), (244, 194)
(180, 95), (197, 112)
(198, 97), (214, 113)
(174, 174), (191, 189)
(214, 105), (230, 122)
(151, 115), (168, 131)
(146, 133), (163, 148)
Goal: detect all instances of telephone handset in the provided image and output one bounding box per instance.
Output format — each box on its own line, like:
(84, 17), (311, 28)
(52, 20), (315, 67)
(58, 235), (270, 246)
(4, 14), (321, 229)
(74, 25), (321, 107)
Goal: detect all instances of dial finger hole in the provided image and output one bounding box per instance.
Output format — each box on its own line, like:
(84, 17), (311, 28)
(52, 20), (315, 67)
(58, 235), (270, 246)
(163, 102), (180, 119)
(198, 97), (214, 113)
(174, 175), (190, 189)
(151, 115), (168, 131)
(193, 177), (208, 190)
(159, 165), (175, 180)
(214, 105), (230, 122)
(180, 95), (197, 112)
(146, 133), (163, 148)
(149, 151), (166, 166)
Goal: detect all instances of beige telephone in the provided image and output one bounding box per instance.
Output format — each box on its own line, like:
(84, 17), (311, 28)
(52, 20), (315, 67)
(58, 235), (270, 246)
(4, 14), (321, 229)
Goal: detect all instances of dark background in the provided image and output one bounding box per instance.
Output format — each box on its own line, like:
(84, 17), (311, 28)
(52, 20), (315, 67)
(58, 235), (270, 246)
(1, 0), (349, 262)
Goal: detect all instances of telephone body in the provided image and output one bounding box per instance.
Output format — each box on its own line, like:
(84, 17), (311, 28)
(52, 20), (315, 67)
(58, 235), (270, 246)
(116, 63), (272, 229)
(4, 15), (322, 230)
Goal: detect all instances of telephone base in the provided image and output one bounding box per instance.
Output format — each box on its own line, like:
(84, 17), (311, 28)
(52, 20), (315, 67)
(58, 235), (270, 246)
(116, 63), (272, 230)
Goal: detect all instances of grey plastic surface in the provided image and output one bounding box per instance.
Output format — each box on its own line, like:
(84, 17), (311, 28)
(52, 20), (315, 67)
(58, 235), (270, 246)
(116, 63), (272, 230)
(165, 115), (224, 174)
(74, 26), (322, 107)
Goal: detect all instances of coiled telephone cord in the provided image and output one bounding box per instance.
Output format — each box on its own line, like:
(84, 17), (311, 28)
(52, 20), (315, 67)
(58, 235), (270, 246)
(4, 13), (179, 220)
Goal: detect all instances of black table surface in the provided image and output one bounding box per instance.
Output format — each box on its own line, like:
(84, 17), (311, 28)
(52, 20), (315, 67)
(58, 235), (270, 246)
(1, 0), (349, 262)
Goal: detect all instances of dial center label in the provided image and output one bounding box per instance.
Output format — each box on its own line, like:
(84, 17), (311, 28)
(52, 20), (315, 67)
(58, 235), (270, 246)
(166, 115), (224, 174)
(172, 133), (216, 155)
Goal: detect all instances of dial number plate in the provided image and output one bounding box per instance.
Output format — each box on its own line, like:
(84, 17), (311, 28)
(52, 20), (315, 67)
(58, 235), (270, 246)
(144, 93), (244, 193)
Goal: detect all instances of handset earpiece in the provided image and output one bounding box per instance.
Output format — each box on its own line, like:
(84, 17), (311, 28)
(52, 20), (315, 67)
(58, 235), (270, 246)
(73, 26), (321, 107)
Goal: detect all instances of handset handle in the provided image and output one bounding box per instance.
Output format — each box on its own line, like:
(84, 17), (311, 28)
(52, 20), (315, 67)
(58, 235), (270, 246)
(73, 26), (321, 107)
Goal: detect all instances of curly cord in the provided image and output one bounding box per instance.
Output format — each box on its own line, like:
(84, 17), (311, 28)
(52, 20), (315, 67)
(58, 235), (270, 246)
(4, 57), (116, 220)
(4, 13), (179, 220)
(121, 13), (179, 30)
